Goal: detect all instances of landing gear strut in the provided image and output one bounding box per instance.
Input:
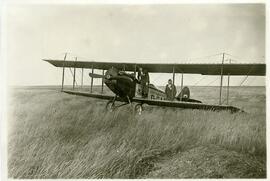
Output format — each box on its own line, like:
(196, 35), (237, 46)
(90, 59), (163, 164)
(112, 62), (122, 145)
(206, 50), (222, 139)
(106, 96), (117, 112)
(105, 95), (144, 115)
(106, 95), (131, 112)
(106, 100), (116, 112)
(135, 104), (143, 115)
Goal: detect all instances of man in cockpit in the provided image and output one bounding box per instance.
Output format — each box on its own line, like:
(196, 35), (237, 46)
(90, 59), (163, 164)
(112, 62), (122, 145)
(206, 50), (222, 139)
(137, 67), (149, 98)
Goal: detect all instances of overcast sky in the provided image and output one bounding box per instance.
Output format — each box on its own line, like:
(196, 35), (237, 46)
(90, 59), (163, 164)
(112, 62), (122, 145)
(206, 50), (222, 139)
(5, 3), (265, 86)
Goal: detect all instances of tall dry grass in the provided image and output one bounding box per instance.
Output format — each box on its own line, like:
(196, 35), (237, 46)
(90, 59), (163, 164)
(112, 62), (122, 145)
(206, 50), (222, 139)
(8, 86), (266, 178)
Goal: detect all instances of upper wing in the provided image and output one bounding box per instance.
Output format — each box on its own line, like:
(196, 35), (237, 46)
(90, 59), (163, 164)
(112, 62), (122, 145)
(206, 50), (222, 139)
(43, 59), (265, 76)
(132, 97), (241, 113)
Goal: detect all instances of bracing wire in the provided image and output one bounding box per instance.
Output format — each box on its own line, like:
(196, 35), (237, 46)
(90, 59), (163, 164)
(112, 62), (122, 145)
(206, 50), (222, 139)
(66, 52), (225, 63)
(65, 52), (94, 62)
(189, 53), (223, 61)
(221, 97), (228, 105)
(62, 68), (75, 88)
(245, 77), (256, 86)
(224, 52), (265, 63)
(221, 81), (232, 105)
(239, 76), (249, 86)
(152, 74), (163, 83)
(224, 52), (241, 60)
(193, 76), (207, 86)
(55, 52), (264, 65)
(68, 68), (78, 86)
(238, 64), (255, 86)
(206, 77), (219, 86)
(50, 52), (67, 59)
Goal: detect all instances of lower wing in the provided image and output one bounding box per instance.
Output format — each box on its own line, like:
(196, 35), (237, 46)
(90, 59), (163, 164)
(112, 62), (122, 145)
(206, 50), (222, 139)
(62, 90), (242, 113)
(63, 90), (117, 100)
(132, 97), (242, 113)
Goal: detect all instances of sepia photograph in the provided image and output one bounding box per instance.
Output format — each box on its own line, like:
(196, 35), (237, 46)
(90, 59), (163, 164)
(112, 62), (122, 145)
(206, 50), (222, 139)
(1, 0), (267, 179)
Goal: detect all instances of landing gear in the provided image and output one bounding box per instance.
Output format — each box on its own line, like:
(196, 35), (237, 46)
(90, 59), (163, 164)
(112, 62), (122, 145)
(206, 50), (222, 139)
(105, 95), (144, 115)
(106, 100), (116, 112)
(106, 96), (117, 112)
(135, 104), (143, 115)
(106, 95), (131, 112)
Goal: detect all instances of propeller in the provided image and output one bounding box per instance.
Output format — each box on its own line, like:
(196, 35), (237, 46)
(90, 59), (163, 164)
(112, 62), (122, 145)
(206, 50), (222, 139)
(89, 73), (105, 79)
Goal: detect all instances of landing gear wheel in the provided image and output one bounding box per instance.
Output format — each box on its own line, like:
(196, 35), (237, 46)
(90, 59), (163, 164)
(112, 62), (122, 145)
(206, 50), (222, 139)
(106, 100), (115, 112)
(135, 104), (143, 115)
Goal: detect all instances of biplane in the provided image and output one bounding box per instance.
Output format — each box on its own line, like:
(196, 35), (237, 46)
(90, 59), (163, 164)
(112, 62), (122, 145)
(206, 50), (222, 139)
(43, 53), (265, 114)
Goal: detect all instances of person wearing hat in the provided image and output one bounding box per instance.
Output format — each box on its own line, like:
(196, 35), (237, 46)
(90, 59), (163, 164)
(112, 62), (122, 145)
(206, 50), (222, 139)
(137, 67), (149, 98)
(165, 79), (177, 101)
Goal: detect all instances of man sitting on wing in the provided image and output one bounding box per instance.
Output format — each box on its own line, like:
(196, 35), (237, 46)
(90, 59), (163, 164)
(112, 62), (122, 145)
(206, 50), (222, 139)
(176, 86), (190, 101)
(165, 79), (177, 101)
(176, 86), (202, 103)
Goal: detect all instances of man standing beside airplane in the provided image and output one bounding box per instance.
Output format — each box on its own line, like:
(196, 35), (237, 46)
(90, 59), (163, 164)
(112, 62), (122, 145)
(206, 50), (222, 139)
(165, 79), (177, 101)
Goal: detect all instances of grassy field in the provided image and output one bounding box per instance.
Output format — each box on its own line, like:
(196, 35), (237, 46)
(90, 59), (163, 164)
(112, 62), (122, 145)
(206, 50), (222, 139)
(7, 86), (266, 178)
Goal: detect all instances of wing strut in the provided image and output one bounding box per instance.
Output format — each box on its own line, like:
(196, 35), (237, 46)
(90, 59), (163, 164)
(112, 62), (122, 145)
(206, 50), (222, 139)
(90, 64), (94, 93)
(219, 53), (225, 105)
(73, 57), (77, 90)
(172, 65), (175, 85)
(101, 70), (104, 94)
(226, 59), (231, 105)
(81, 68), (84, 89)
(134, 64), (137, 79)
(181, 73), (184, 91)
(61, 53), (67, 91)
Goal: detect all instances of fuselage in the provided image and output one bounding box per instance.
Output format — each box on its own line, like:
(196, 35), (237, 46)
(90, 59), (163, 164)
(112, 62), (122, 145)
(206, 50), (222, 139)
(104, 67), (166, 101)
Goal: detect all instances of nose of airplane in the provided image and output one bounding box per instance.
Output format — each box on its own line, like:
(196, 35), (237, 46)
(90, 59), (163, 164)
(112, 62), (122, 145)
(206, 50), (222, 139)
(103, 67), (119, 94)
(104, 67), (134, 98)
(105, 67), (118, 80)
(105, 74), (111, 80)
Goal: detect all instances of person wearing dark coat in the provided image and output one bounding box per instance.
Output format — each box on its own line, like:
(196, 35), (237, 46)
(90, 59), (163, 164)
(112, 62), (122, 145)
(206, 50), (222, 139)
(137, 68), (149, 98)
(137, 67), (143, 82)
(165, 79), (177, 101)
